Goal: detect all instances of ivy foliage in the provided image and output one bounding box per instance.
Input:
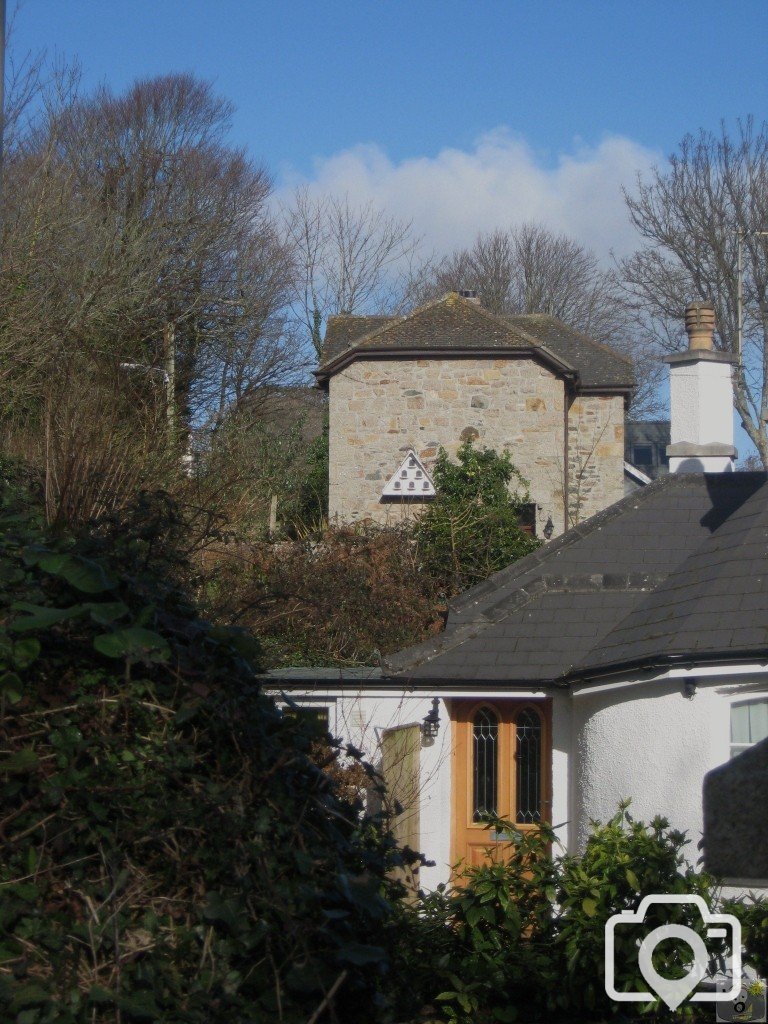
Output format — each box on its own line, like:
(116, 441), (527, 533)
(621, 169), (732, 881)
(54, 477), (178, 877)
(0, 489), (411, 1023)
(414, 442), (540, 594)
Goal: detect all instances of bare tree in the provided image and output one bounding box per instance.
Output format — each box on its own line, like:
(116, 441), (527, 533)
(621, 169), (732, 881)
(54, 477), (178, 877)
(405, 224), (625, 333)
(0, 68), (305, 521)
(1, 73), (303, 422)
(403, 224), (660, 415)
(283, 187), (419, 357)
(621, 119), (768, 463)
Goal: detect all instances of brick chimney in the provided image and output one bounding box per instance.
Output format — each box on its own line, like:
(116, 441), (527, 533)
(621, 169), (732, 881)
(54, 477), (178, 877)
(458, 289), (480, 304)
(665, 302), (736, 473)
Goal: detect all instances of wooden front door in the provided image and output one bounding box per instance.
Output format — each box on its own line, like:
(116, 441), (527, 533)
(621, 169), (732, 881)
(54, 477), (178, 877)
(451, 700), (551, 869)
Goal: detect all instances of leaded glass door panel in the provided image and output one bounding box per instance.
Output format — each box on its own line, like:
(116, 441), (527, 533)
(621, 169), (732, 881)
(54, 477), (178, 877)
(451, 700), (550, 869)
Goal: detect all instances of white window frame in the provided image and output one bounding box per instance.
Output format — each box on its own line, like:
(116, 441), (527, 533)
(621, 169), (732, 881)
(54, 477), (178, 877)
(730, 697), (768, 759)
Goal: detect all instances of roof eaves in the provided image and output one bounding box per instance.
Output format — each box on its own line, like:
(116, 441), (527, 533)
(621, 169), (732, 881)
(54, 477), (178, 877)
(509, 313), (635, 369)
(315, 343), (579, 384)
(568, 646), (768, 686)
(317, 293), (564, 379)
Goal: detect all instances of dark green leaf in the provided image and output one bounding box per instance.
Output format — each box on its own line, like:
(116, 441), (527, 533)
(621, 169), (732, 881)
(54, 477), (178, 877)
(93, 627), (170, 663)
(9, 602), (84, 632)
(335, 942), (386, 966)
(84, 602), (130, 626)
(0, 670), (23, 704)
(9, 983), (50, 1010)
(12, 638), (41, 669)
(38, 553), (117, 593)
(0, 748), (39, 774)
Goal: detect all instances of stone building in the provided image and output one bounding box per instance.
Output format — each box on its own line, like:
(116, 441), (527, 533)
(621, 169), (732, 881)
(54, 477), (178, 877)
(317, 292), (634, 538)
(270, 303), (768, 904)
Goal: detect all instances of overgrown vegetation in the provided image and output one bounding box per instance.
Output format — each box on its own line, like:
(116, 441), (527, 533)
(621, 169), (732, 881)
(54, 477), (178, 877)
(0, 484), (418, 1023)
(0, 476), (765, 1022)
(203, 442), (538, 667)
(207, 523), (445, 667)
(390, 805), (767, 1023)
(414, 441), (540, 593)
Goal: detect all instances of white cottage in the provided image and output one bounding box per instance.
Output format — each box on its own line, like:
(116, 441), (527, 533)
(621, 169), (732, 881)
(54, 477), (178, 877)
(269, 303), (768, 893)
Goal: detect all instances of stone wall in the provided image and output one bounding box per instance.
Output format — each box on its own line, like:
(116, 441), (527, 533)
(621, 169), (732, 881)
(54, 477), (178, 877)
(567, 394), (625, 526)
(328, 355), (567, 535)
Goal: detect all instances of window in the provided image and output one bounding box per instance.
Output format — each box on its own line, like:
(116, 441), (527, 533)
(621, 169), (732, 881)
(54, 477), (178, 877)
(517, 502), (537, 536)
(472, 707), (499, 822)
(633, 443), (654, 467)
(285, 705), (330, 738)
(516, 708), (542, 824)
(730, 699), (768, 758)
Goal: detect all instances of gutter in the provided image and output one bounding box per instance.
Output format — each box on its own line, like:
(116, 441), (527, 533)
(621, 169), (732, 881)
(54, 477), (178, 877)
(568, 647), (768, 687)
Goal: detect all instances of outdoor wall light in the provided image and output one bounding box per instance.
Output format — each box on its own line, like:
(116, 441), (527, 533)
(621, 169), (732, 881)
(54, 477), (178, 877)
(683, 679), (698, 699)
(543, 516), (554, 540)
(421, 698), (441, 740)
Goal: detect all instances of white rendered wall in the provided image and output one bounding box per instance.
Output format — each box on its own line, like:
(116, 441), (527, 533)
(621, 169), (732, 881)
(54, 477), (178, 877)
(669, 455), (734, 473)
(273, 675), (768, 893)
(276, 688), (572, 889)
(669, 360), (734, 449)
(572, 672), (768, 888)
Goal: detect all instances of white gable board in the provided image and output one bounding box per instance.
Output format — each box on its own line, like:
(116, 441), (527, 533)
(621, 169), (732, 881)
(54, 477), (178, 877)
(381, 450), (435, 499)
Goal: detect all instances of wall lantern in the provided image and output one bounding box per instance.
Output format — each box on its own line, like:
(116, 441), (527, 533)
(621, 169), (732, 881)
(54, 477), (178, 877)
(421, 698), (441, 740)
(543, 516), (554, 540)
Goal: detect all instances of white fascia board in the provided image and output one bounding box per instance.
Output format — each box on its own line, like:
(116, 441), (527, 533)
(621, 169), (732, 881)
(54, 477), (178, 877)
(623, 460), (653, 485)
(572, 662), (768, 698)
(266, 686), (552, 701)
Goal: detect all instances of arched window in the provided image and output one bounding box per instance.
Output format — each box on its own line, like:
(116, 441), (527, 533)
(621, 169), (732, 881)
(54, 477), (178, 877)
(472, 707), (499, 822)
(516, 708), (542, 824)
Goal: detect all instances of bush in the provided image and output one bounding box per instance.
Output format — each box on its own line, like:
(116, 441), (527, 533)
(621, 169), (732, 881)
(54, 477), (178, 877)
(414, 442), (540, 595)
(390, 804), (763, 1023)
(205, 523), (446, 666)
(0, 488), (416, 1023)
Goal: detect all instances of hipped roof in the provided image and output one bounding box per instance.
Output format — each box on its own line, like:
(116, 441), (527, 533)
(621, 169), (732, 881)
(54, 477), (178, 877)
(317, 293), (634, 392)
(384, 472), (768, 685)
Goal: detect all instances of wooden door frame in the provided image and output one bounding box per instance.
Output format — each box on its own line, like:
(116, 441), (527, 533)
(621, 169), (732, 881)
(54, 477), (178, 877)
(450, 697), (552, 869)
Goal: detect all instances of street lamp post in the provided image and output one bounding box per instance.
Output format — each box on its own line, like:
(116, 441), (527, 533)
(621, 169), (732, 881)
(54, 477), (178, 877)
(119, 362), (175, 432)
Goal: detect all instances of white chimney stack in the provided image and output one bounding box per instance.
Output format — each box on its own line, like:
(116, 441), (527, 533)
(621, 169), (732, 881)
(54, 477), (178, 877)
(665, 302), (737, 473)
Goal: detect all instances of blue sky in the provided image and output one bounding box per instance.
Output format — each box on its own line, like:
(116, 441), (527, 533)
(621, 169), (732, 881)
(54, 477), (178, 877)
(9, 0), (768, 455)
(10, 1), (766, 182)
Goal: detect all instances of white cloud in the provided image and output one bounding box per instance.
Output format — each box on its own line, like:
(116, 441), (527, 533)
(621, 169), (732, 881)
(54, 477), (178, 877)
(277, 128), (661, 263)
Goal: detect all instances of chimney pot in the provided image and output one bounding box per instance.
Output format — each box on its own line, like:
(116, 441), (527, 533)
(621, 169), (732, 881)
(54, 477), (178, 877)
(684, 301), (716, 351)
(458, 289), (480, 304)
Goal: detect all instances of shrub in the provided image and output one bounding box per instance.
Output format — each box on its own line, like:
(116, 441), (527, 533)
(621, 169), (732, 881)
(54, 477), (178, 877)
(0, 488), (415, 1023)
(414, 442), (540, 595)
(390, 805), (753, 1023)
(206, 523), (445, 666)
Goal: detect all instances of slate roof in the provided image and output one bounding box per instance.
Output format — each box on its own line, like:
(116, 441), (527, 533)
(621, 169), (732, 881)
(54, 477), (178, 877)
(504, 314), (634, 390)
(318, 294), (633, 392)
(383, 472), (768, 685)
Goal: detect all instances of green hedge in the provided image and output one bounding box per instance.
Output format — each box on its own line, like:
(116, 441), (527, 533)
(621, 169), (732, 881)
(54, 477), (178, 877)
(0, 490), (411, 1023)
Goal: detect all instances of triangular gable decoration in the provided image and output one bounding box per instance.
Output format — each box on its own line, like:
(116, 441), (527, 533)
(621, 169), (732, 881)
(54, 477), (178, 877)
(381, 449), (436, 499)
